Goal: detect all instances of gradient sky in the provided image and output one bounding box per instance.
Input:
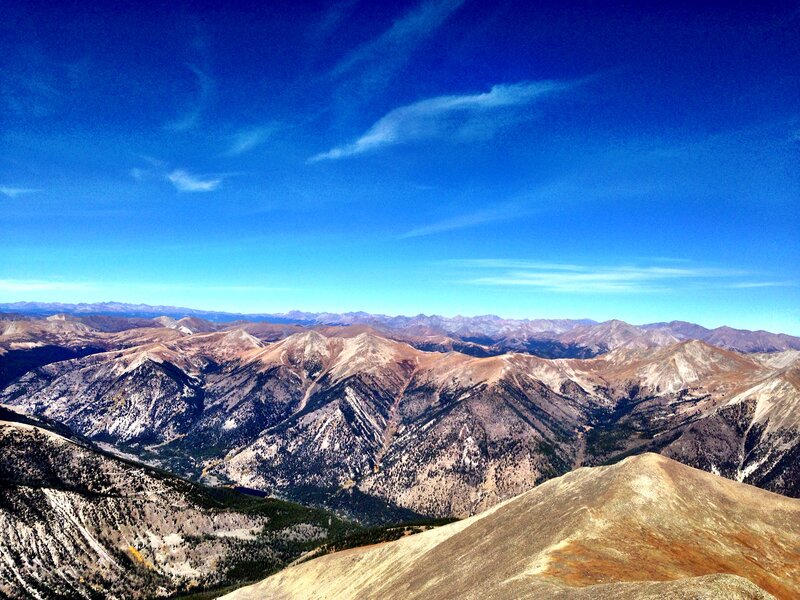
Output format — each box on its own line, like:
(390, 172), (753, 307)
(1, 1), (798, 332)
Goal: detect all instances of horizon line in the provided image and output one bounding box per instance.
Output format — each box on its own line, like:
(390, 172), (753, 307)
(1, 298), (797, 338)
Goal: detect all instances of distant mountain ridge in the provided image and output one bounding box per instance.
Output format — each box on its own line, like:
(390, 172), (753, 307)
(2, 309), (800, 597)
(2, 300), (799, 354)
(0, 300), (305, 324)
(643, 320), (800, 353)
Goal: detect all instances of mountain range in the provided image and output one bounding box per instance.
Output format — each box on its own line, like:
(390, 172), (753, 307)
(1, 310), (798, 522)
(3, 301), (800, 354)
(1, 307), (799, 597)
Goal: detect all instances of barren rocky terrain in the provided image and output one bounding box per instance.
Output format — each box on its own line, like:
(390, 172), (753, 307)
(0, 408), (350, 599)
(223, 454), (800, 600)
(1, 311), (799, 598)
(2, 313), (798, 523)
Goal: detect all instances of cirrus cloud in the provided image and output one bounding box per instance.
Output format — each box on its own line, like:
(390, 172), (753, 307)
(166, 64), (214, 132)
(311, 80), (570, 161)
(450, 260), (790, 294)
(0, 186), (40, 198)
(225, 126), (275, 156)
(330, 0), (467, 105)
(167, 169), (221, 192)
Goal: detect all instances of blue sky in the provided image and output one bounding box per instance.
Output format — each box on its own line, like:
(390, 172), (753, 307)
(1, 1), (798, 332)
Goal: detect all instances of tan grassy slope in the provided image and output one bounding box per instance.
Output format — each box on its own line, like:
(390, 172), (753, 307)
(223, 454), (800, 600)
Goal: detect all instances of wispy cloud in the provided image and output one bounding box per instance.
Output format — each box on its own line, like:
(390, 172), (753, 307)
(167, 169), (221, 192)
(0, 279), (296, 294)
(397, 177), (615, 239)
(444, 259), (587, 271)
(166, 64), (214, 131)
(451, 260), (777, 293)
(129, 159), (225, 193)
(328, 0), (466, 108)
(333, 0), (465, 80)
(399, 203), (516, 238)
(1, 46), (74, 119)
(307, 0), (362, 47)
(3, 72), (59, 118)
(0, 279), (92, 292)
(226, 126), (274, 156)
(0, 186), (40, 198)
(726, 281), (796, 289)
(129, 168), (148, 181)
(311, 81), (568, 161)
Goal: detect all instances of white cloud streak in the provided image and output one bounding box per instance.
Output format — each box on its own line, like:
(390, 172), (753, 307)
(327, 0), (466, 108)
(332, 0), (466, 80)
(167, 64), (214, 131)
(167, 169), (221, 192)
(445, 259), (588, 271)
(397, 178), (599, 239)
(0, 279), (295, 294)
(399, 204), (516, 238)
(0, 186), (39, 198)
(727, 281), (795, 289)
(129, 168), (147, 181)
(130, 160), (227, 193)
(454, 261), (772, 293)
(0, 279), (93, 292)
(311, 81), (568, 161)
(226, 126), (274, 156)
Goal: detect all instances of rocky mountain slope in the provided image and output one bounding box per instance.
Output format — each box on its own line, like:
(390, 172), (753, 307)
(0, 407), (352, 599)
(2, 313), (798, 524)
(222, 454), (800, 600)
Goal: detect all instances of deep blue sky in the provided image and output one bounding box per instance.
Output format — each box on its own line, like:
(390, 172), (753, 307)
(1, 1), (798, 332)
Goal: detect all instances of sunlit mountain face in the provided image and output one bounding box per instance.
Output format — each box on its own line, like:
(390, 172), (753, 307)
(224, 454), (800, 600)
(1, 2), (798, 599)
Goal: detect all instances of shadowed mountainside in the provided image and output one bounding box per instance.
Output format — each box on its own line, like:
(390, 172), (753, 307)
(0, 407), (355, 599)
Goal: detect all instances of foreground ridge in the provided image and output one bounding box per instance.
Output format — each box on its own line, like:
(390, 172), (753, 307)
(223, 453), (800, 600)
